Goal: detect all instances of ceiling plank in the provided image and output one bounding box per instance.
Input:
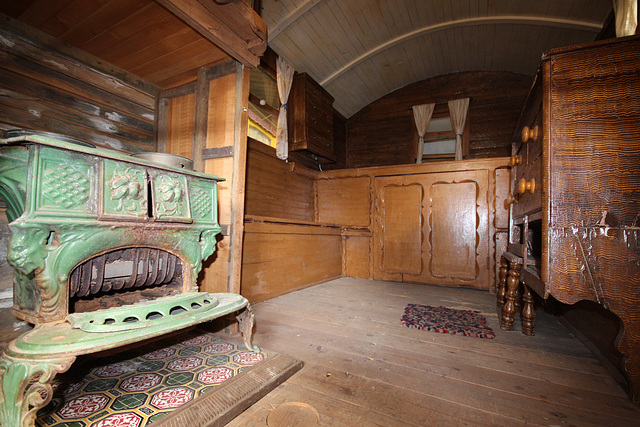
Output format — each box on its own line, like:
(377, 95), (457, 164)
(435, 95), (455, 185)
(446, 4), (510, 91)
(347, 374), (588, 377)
(156, 0), (267, 68)
(319, 14), (604, 87)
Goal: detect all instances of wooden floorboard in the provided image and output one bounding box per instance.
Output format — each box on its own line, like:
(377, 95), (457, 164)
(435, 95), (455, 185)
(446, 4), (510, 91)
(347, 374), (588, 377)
(228, 278), (640, 426)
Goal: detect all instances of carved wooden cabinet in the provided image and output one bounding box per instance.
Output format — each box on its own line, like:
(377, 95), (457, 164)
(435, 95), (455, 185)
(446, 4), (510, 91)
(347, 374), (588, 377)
(372, 159), (511, 291)
(503, 36), (640, 401)
(287, 72), (336, 162)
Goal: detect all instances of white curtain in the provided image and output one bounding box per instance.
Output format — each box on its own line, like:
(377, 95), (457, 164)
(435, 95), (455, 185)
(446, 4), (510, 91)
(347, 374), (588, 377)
(412, 103), (434, 164)
(275, 56), (295, 161)
(448, 98), (470, 161)
(613, 0), (638, 37)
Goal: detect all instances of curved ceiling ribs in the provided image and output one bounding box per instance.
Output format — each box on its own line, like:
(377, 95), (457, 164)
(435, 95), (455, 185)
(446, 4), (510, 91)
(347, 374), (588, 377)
(262, 1), (612, 117)
(318, 15), (603, 86)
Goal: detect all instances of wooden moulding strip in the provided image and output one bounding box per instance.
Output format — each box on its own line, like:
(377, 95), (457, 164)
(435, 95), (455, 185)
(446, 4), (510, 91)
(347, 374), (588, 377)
(316, 157), (512, 180)
(244, 221), (342, 236)
(203, 146), (234, 159)
(245, 214), (343, 229)
(155, 353), (304, 427)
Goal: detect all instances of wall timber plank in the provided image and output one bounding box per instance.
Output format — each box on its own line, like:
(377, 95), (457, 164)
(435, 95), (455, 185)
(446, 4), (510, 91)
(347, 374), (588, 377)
(241, 220), (342, 303)
(0, 15), (157, 152)
(347, 71), (532, 168)
(316, 176), (371, 227)
(343, 234), (372, 279)
(245, 139), (316, 222)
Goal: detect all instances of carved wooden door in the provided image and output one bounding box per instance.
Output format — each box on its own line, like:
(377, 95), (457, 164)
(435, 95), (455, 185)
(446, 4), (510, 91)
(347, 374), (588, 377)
(373, 170), (489, 289)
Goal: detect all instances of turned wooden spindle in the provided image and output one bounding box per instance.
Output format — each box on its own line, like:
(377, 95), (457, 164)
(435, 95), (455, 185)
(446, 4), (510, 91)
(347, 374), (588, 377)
(521, 285), (536, 336)
(501, 261), (521, 331)
(518, 177), (535, 194)
(521, 125), (539, 143)
(496, 258), (508, 312)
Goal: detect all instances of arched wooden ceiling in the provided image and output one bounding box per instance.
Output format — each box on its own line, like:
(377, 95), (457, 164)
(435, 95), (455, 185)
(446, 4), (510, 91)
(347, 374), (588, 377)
(260, 0), (614, 117)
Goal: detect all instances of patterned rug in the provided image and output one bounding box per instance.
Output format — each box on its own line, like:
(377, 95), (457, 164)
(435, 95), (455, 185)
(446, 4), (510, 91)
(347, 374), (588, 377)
(33, 329), (267, 427)
(401, 304), (495, 339)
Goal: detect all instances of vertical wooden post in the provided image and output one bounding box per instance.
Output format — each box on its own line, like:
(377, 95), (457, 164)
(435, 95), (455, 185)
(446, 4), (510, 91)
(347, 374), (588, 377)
(227, 62), (250, 295)
(156, 98), (170, 153)
(192, 67), (210, 172)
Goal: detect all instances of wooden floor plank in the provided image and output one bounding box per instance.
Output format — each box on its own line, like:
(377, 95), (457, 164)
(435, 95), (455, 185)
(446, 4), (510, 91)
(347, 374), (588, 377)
(236, 278), (640, 426)
(254, 314), (636, 414)
(256, 292), (617, 379)
(253, 322), (638, 425)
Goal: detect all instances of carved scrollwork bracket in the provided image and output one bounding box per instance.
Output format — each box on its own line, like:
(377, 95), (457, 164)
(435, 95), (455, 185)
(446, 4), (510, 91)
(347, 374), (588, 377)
(0, 352), (76, 427)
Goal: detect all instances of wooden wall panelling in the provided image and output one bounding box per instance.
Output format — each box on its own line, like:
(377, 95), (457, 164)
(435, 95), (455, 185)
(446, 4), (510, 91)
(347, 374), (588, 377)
(167, 92), (196, 159)
(319, 158), (510, 290)
(159, 61), (247, 296)
(346, 71), (532, 168)
(0, 15), (158, 151)
(202, 65), (248, 295)
(342, 232), (372, 279)
(315, 176), (371, 227)
(373, 177), (423, 281)
(241, 221), (343, 303)
(245, 140), (316, 221)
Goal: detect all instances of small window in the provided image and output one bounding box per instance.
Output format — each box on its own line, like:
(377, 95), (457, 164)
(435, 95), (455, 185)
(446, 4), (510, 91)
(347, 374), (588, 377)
(249, 66), (279, 147)
(416, 104), (469, 162)
(422, 116), (456, 160)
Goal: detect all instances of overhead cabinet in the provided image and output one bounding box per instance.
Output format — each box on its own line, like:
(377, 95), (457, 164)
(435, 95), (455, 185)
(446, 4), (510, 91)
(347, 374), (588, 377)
(287, 72), (336, 162)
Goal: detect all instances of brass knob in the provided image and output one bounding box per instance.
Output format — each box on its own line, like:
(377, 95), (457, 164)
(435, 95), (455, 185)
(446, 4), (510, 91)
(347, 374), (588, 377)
(507, 193), (519, 204)
(521, 125), (539, 143)
(510, 155), (522, 167)
(518, 178), (536, 194)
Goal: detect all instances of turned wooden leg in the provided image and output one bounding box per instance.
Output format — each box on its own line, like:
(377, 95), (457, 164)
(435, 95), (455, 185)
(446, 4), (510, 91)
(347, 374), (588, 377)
(496, 258), (508, 314)
(501, 261), (521, 331)
(514, 282), (522, 313)
(521, 284), (535, 336)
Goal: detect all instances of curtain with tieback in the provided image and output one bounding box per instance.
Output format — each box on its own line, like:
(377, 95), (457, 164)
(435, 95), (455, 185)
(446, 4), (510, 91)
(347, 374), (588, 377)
(412, 103), (435, 164)
(275, 56), (295, 161)
(448, 98), (470, 161)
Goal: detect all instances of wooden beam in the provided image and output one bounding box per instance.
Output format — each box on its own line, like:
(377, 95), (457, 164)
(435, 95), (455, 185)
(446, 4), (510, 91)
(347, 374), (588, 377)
(159, 81), (198, 99)
(156, 0), (267, 68)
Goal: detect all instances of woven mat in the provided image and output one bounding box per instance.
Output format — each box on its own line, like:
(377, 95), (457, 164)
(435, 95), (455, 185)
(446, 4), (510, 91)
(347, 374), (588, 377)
(33, 329), (300, 426)
(401, 303), (495, 339)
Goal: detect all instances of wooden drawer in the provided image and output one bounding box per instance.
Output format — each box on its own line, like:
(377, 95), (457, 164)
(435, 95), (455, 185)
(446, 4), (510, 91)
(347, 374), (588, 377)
(512, 157), (541, 218)
(511, 118), (542, 218)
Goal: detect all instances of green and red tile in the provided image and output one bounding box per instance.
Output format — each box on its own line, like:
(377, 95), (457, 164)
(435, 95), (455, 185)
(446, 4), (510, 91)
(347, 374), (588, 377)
(34, 329), (266, 427)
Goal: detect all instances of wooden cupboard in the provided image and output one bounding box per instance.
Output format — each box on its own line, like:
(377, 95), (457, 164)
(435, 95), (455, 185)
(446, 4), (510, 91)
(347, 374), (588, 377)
(316, 158), (511, 291)
(374, 170), (489, 289)
(287, 72), (336, 162)
(501, 35), (640, 401)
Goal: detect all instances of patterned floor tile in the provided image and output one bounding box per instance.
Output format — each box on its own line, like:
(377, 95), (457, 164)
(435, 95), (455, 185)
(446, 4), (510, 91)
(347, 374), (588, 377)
(34, 330), (266, 426)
